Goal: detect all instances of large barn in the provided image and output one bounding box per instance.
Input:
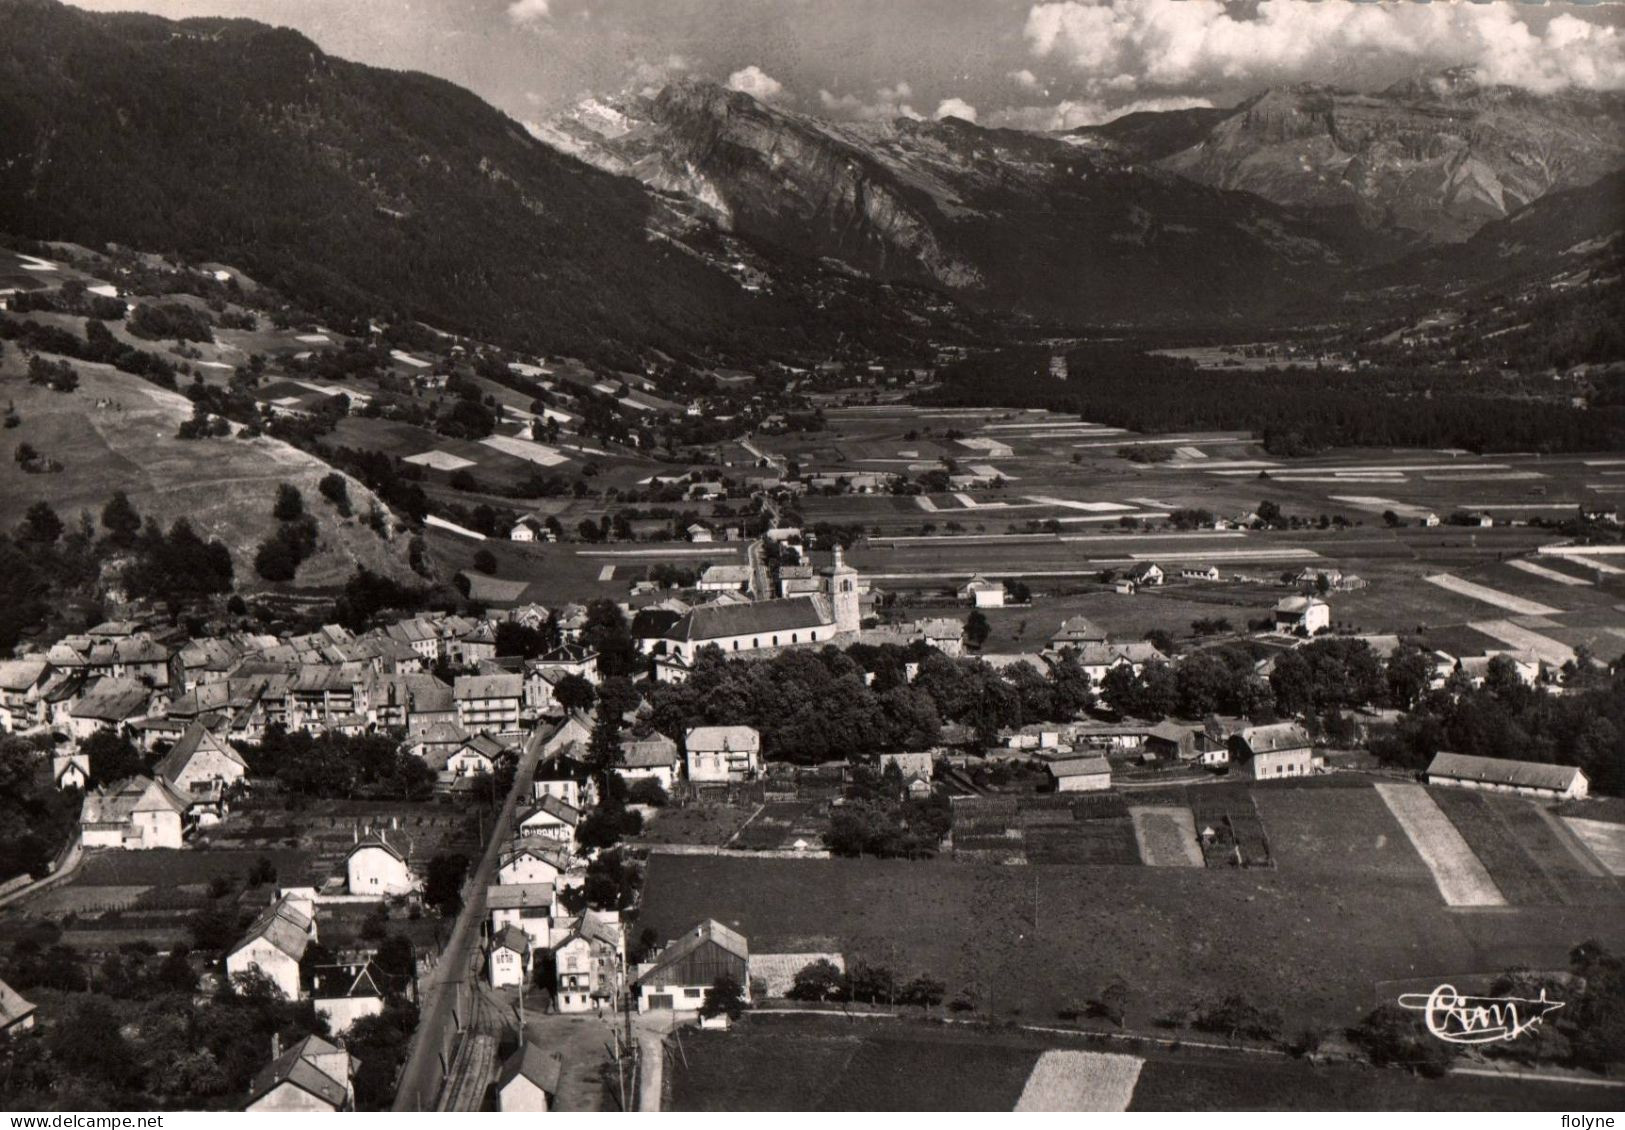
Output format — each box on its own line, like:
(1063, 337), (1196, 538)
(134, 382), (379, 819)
(634, 919), (749, 1012)
(1425, 752), (1589, 801)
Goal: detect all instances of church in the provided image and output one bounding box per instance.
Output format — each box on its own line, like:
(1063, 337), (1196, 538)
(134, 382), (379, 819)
(650, 546), (863, 666)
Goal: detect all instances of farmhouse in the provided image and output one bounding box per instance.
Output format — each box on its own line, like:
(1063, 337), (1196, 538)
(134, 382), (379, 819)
(1232, 722), (1314, 780)
(1068, 641), (1168, 684)
(1128, 562), (1165, 587)
(698, 564), (754, 593)
(68, 677), (152, 741)
(1426, 752), (1589, 801)
(443, 733), (507, 778)
(635, 919), (750, 1012)
(79, 776), (187, 849)
(51, 752), (89, 790)
(618, 734), (681, 789)
(345, 832), (417, 896)
(497, 1044), (562, 1113)
(1145, 720), (1196, 760)
(154, 722), (247, 805)
(487, 924), (532, 989)
(1274, 596), (1330, 635)
(245, 1035), (354, 1113)
(1046, 756), (1113, 793)
(311, 964), (386, 1035)
(227, 895), (317, 1001)
(960, 575), (1005, 608)
(453, 673), (523, 733)
(686, 725), (762, 783)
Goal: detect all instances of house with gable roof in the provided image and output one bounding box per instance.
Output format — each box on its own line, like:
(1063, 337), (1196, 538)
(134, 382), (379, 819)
(496, 1044), (562, 1112)
(245, 1034), (355, 1112)
(488, 924), (532, 988)
(227, 894), (318, 1001)
(685, 725), (761, 783)
(635, 919), (749, 1012)
(517, 795), (581, 844)
(80, 776), (188, 849)
(1231, 722), (1315, 780)
(345, 831), (417, 896)
(553, 909), (625, 1012)
(154, 722), (247, 824)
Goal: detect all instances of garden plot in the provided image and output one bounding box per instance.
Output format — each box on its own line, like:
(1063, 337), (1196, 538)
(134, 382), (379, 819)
(1468, 619), (1577, 666)
(480, 433), (568, 466)
(1563, 819), (1625, 876)
(1507, 559), (1592, 587)
(1423, 574), (1560, 617)
(1129, 807), (1203, 867)
(1014, 1051), (1144, 1112)
(403, 449), (476, 471)
(1374, 784), (1505, 907)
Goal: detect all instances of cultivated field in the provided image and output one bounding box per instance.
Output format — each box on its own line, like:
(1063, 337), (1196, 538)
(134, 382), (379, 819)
(1014, 1050), (1144, 1112)
(1563, 818), (1625, 877)
(1374, 784), (1505, 907)
(1129, 807), (1202, 868)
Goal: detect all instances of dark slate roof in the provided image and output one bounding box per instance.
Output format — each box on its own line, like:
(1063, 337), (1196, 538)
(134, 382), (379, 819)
(663, 596), (831, 643)
(498, 1044), (562, 1096)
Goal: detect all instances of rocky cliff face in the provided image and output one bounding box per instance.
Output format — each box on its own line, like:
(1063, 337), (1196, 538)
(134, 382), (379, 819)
(1160, 71), (1625, 242)
(535, 80), (1353, 323)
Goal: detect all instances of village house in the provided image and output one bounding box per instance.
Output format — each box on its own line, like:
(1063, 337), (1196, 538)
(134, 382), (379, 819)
(1232, 722), (1315, 780)
(517, 795), (582, 844)
(499, 841), (571, 887)
(487, 882), (557, 949)
(496, 1044), (561, 1113)
(51, 751), (89, 790)
(311, 963), (386, 1035)
(68, 677), (152, 741)
(879, 751), (936, 781)
(245, 1035), (354, 1113)
(508, 516), (549, 542)
(1145, 720), (1197, 760)
(0, 658), (51, 732)
(227, 895), (318, 1002)
(80, 776), (187, 850)
(685, 725), (762, 783)
(345, 831), (417, 897)
(635, 919), (750, 1012)
(1274, 595), (1330, 635)
(450, 621), (499, 667)
(1050, 615), (1108, 650)
(0, 977), (37, 1038)
(443, 733), (508, 779)
(453, 673), (523, 733)
(552, 909), (625, 1013)
(1127, 562), (1165, 587)
(533, 751), (595, 811)
(686, 523), (714, 543)
(618, 734), (681, 790)
(1046, 756), (1113, 793)
(1068, 641), (1168, 685)
(1426, 752), (1588, 801)
(363, 672), (455, 732)
(698, 564), (754, 593)
(487, 924), (532, 989)
(959, 575), (1006, 608)
(411, 720), (472, 766)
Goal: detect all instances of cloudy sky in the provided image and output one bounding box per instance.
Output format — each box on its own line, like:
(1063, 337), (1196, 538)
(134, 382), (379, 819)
(67, 0), (1625, 130)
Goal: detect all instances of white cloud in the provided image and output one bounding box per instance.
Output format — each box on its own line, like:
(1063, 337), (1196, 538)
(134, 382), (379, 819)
(506, 0), (550, 25)
(934, 97), (978, 123)
(726, 65), (786, 103)
(628, 54), (690, 95)
(1008, 68), (1041, 91)
(1023, 0), (1625, 94)
(987, 94), (1213, 133)
(818, 81), (923, 122)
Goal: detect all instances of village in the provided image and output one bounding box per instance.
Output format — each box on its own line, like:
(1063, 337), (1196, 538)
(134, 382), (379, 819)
(0, 491), (1621, 1113)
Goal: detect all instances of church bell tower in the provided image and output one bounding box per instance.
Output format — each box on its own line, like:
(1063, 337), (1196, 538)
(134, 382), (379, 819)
(824, 544), (861, 634)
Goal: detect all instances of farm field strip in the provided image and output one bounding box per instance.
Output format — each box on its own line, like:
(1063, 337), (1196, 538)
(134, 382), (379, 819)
(1173, 446), (1206, 460)
(1424, 574), (1561, 616)
(1124, 548), (1320, 561)
(1014, 1051), (1144, 1112)
(403, 450), (476, 470)
(1563, 819), (1625, 877)
(1424, 472), (1547, 482)
(480, 433), (569, 466)
(1501, 562), (1592, 588)
(424, 514), (486, 540)
(575, 546), (742, 557)
(1055, 512), (1171, 524)
(1025, 496), (1137, 512)
(1328, 495), (1435, 517)
(1268, 475), (1409, 483)
(1472, 503), (1581, 511)
(1375, 784), (1505, 907)
(1266, 462), (1513, 474)
(597, 565), (615, 581)
(1468, 619), (1577, 665)
(1428, 789), (1562, 905)
(915, 496), (938, 511)
(1129, 807), (1203, 867)
(1583, 458), (1625, 466)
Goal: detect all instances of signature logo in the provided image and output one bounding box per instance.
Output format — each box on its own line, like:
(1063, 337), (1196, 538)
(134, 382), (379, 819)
(1397, 984), (1564, 1045)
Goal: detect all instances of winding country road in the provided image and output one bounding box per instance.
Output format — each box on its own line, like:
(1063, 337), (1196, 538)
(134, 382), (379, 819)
(392, 724), (546, 1110)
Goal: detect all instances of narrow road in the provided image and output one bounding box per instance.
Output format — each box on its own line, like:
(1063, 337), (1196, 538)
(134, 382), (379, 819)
(392, 726), (546, 1110)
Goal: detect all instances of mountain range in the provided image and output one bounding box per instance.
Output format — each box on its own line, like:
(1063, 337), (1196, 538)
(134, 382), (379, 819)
(1, 0), (1621, 351)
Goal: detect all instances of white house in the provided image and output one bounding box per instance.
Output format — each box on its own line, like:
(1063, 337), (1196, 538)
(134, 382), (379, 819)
(697, 564), (753, 593)
(1273, 596), (1330, 635)
(1127, 562), (1165, 587)
(685, 725), (762, 783)
(498, 841), (570, 887)
(497, 1044), (561, 1112)
(444, 734), (507, 778)
(517, 795), (581, 844)
(51, 752), (89, 790)
(79, 776), (187, 850)
(245, 1035), (354, 1112)
(1426, 752), (1588, 801)
(311, 964), (386, 1035)
(1233, 722), (1315, 780)
(618, 734), (681, 790)
(453, 673), (523, 733)
(227, 895), (317, 1002)
(1047, 756), (1112, 793)
(533, 752), (594, 811)
(487, 882), (557, 949)
(154, 723), (247, 792)
(552, 910), (624, 1013)
(959, 575), (1006, 608)
(345, 832), (417, 897)
(488, 924), (532, 989)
